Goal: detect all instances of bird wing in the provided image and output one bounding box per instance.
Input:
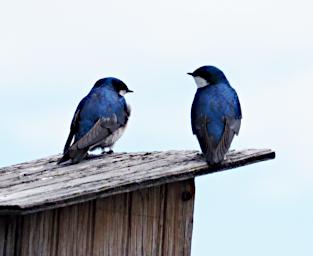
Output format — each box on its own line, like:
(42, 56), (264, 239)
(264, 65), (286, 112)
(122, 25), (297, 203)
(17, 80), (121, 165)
(194, 116), (216, 160)
(69, 115), (119, 152)
(195, 116), (241, 164)
(214, 117), (241, 162)
(62, 97), (88, 153)
(58, 114), (120, 165)
(210, 86), (242, 162)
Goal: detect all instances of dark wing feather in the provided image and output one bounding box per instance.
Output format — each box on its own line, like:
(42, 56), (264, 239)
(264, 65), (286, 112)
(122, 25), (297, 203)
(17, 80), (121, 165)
(63, 110), (80, 153)
(214, 118), (241, 163)
(195, 117), (241, 164)
(58, 97), (89, 164)
(58, 115), (119, 164)
(62, 97), (88, 153)
(72, 115), (119, 150)
(194, 116), (216, 162)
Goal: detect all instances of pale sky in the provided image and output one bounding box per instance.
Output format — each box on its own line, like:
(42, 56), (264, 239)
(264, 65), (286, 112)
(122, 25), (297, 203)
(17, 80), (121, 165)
(1, 0), (313, 255)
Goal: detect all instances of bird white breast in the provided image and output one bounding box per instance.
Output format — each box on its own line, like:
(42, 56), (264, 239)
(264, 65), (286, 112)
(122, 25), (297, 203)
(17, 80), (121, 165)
(194, 76), (209, 88)
(103, 126), (126, 147)
(119, 90), (127, 96)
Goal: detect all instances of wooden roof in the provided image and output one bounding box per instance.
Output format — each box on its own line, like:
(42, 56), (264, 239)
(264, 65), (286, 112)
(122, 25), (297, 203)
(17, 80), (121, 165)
(0, 149), (275, 215)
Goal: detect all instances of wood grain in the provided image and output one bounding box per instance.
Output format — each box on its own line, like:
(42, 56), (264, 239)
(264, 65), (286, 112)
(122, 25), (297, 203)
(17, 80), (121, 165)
(0, 179), (195, 256)
(0, 149), (275, 214)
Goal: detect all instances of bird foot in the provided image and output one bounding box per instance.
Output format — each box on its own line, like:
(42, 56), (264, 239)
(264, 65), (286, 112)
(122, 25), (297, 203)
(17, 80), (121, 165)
(85, 153), (95, 159)
(101, 149), (114, 154)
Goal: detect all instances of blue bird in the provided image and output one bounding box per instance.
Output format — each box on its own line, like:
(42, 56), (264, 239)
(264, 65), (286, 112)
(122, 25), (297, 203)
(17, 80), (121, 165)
(58, 77), (133, 164)
(188, 66), (242, 164)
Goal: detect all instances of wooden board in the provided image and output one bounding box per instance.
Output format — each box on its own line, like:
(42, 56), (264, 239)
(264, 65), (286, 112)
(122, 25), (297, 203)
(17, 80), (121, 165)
(0, 179), (195, 256)
(0, 149), (275, 214)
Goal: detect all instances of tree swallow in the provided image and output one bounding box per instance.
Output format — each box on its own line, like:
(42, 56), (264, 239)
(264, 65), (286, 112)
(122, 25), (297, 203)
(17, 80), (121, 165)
(58, 77), (133, 164)
(188, 66), (242, 164)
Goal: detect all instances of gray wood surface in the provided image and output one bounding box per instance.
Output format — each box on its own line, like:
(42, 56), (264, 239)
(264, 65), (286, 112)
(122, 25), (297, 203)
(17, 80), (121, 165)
(0, 149), (275, 214)
(0, 179), (195, 256)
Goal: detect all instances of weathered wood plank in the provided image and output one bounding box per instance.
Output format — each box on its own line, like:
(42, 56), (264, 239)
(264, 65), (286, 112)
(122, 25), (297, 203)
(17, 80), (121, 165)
(19, 210), (57, 255)
(0, 180), (195, 256)
(0, 216), (20, 255)
(93, 193), (130, 255)
(56, 202), (95, 256)
(0, 149), (275, 214)
(127, 184), (165, 255)
(161, 179), (195, 255)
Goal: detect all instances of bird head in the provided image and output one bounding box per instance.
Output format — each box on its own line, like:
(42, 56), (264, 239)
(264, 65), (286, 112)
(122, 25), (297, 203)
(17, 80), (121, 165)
(187, 66), (228, 88)
(93, 77), (134, 96)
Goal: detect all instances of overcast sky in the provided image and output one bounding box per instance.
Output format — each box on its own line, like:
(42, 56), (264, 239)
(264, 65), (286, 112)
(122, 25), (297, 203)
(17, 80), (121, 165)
(1, 0), (313, 255)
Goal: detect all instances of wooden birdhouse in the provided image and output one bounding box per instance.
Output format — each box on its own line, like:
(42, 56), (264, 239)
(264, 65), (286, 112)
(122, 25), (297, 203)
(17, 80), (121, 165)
(0, 149), (275, 255)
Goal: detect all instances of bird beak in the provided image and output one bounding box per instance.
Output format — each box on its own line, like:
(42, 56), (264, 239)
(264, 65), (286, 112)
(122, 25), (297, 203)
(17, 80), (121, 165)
(126, 89), (134, 93)
(187, 72), (194, 76)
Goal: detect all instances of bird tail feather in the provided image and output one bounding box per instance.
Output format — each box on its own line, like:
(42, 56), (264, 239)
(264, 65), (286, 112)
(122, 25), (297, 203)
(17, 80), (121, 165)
(63, 130), (74, 154)
(57, 151), (71, 164)
(57, 148), (88, 165)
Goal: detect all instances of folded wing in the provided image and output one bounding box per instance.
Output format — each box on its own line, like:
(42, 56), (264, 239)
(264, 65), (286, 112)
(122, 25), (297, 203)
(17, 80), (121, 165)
(194, 116), (241, 164)
(58, 115), (119, 164)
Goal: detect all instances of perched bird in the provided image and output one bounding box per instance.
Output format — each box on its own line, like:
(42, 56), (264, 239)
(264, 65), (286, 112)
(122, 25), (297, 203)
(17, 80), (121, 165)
(188, 66), (242, 164)
(58, 77), (133, 164)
